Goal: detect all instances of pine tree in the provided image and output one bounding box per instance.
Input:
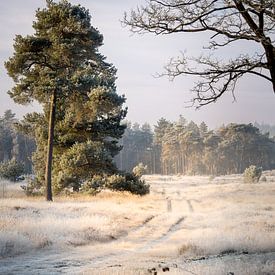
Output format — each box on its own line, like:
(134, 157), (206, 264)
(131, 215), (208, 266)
(0, 111), (14, 162)
(0, 110), (35, 173)
(5, 1), (126, 199)
(199, 122), (208, 137)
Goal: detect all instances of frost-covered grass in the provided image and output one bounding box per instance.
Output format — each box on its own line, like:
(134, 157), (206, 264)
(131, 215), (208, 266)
(147, 173), (275, 258)
(0, 180), (158, 260)
(140, 174), (275, 270)
(0, 179), (25, 199)
(0, 173), (275, 274)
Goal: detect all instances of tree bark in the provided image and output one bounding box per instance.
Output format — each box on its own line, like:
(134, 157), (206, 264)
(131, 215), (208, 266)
(233, 0), (275, 92)
(45, 89), (57, 201)
(263, 42), (275, 93)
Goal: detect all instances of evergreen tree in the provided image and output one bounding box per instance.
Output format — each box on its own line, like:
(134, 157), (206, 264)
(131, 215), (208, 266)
(0, 111), (14, 161)
(115, 123), (153, 173)
(154, 118), (172, 145)
(5, 1), (126, 199)
(0, 110), (35, 173)
(199, 122), (208, 137)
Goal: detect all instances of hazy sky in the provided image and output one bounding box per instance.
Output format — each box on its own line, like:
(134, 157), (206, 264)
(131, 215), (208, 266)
(0, 0), (274, 129)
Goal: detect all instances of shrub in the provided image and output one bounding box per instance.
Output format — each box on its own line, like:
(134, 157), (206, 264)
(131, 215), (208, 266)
(106, 173), (150, 195)
(0, 159), (25, 182)
(178, 243), (203, 256)
(80, 172), (150, 196)
(53, 172), (80, 194)
(81, 175), (106, 195)
(21, 177), (44, 196)
(243, 165), (262, 183)
(132, 163), (147, 177)
(261, 176), (267, 182)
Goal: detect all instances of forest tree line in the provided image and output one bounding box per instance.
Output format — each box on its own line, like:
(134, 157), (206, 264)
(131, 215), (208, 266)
(115, 117), (275, 175)
(1, 110), (275, 177)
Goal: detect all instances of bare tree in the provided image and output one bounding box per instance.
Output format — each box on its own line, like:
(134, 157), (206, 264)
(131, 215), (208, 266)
(123, 0), (275, 106)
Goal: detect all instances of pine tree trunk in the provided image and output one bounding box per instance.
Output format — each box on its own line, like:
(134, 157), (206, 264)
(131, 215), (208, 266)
(45, 90), (57, 201)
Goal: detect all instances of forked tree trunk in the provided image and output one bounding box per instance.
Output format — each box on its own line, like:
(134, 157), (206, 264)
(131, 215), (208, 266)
(45, 90), (57, 201)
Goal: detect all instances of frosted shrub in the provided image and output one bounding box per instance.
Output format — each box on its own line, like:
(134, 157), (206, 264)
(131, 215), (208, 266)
(21, 177), (44, 196)
(80, 172), (150, 196)
(106, 174), (125, 189)
(0, 160), (24, 182)
(243, 165), (262, 183)
(81, 175), (106, 195)
(132, 163), (147, 177)
(106, 173), (149, 195)
(53, 172), (80, 194)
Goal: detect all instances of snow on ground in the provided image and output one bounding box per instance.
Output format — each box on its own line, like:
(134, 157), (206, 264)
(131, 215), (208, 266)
(0, 172), (275, 274)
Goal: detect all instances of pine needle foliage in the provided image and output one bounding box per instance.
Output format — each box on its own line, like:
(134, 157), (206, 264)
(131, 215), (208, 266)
(5, 1), (129, 197)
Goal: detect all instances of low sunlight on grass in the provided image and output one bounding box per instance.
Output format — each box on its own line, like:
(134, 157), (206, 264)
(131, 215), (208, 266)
(1, 172), (275, 274)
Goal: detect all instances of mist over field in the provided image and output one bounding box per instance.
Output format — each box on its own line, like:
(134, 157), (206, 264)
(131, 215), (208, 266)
(1, 173), (275, 274)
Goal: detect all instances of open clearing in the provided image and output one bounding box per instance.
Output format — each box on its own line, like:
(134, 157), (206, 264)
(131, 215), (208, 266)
(0, 173), (275, 274)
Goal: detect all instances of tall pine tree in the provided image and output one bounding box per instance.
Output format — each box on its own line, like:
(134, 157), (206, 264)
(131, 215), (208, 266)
(5, 0), (127, 200)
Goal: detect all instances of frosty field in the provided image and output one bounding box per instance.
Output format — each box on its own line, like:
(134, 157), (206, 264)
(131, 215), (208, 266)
(0, 173), (275, 274)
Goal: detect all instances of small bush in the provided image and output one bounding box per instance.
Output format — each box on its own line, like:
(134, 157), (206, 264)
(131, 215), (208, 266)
(21, 177), (44, 196)
(80, 172), (150, 196)
(178, 243), (204, 256)
(261, 176), (267, 182)
(132, 163), (148, 177)
(81, 175), (106, 195)
(243, 165), (262, 183)
(0, 159), (25, 182)
(53, 173), (80, 194)
(106, 173), (150, 195)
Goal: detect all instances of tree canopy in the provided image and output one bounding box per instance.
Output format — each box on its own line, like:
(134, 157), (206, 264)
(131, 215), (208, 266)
(124, 0), (275, 106)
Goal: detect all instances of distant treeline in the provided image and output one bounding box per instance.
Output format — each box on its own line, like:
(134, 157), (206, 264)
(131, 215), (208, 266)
(1, 110), (275, 176)
(0, 110), (35, 173)
(115, 117), (275, 175)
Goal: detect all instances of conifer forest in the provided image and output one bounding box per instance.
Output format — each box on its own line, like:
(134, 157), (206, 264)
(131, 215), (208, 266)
(116, 118), (275, 175)
(2, 108), (275, 181)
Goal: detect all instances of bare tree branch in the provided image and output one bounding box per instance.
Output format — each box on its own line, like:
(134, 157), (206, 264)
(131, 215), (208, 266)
(123, 0), (275, 106)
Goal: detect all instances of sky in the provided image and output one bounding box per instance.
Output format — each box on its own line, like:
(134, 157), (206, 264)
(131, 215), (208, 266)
(0, 0), (274, 129)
